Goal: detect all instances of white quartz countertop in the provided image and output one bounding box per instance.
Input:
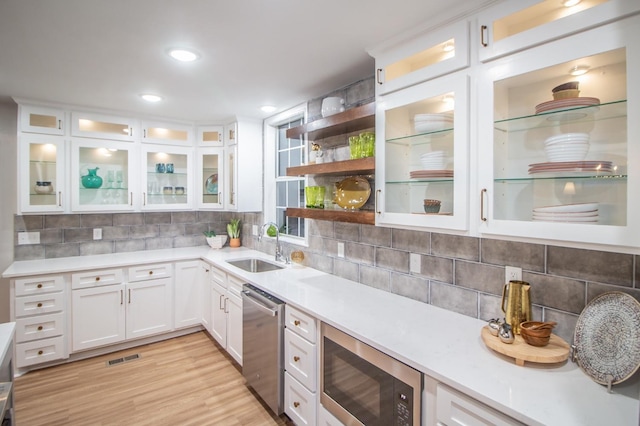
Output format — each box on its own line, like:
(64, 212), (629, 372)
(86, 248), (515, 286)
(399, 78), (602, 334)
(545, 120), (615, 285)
(3, 247), (639, 425)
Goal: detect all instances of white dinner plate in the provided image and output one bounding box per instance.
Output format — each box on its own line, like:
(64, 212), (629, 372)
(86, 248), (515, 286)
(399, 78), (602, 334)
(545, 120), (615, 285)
(533, 202), (599, 213)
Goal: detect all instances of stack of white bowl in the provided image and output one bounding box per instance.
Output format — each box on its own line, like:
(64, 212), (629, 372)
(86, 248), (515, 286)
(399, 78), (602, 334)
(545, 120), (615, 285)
(544, 133), (590, 162)
(420, 151), (446, 170)
(414, 112), (453, 133)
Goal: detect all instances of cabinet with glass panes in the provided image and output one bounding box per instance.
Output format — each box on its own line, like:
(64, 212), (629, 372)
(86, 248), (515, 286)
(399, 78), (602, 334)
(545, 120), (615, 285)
(141, 146), (193, 210)
(197, 148), (224, 209)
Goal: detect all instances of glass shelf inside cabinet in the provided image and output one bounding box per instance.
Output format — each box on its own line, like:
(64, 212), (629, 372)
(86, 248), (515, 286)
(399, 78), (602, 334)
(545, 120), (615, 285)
(28, 143), (59, 206)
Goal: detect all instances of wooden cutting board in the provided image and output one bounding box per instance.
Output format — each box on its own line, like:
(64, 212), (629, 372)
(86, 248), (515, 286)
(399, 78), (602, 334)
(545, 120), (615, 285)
(481, 326), (570, 366)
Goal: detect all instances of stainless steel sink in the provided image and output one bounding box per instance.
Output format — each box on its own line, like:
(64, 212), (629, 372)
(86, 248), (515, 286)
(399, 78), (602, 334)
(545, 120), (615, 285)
(226, 258), (285, 273)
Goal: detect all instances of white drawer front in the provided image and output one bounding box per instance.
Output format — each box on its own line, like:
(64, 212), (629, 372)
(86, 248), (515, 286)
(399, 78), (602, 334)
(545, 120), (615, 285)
(286, 305), (317, 344)
(16, 336), (65, 368)
(128, 263), (172, 282)
(227, 274), (244, 298)
(437, 384), (522, 426)
(15, 312), (65, 343)
(285, 328), (317, 391)
(285, 372), (317, 426)
(15, 292), (64, 317)
(319, 404), (345, 426)
(72, 269), (123, 289)
(14, 275), (64, 296)
(210, 265), (226, 287)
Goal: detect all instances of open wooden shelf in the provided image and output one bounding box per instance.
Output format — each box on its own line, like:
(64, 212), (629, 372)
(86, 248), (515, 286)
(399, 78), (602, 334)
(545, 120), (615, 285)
(286, 208), (375, 225)
(286, 157), (374, 176)
(285, 103), (375, 140)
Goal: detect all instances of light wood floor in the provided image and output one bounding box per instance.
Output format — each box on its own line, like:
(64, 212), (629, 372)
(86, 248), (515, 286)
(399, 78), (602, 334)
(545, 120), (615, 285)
(14, 332), (291, 426)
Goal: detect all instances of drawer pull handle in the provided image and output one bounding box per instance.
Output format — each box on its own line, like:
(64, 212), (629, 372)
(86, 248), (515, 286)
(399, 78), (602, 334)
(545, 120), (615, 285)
(294, 320), (300, 326)
(37, 283), (43, 289)
(37, 325), (43, 331)
(95, 276), (101, 282)
(293, 401), (300, 408)
(37, 303), (43, 308)
(293, 356), (300, 362)
(148, 271), (153, 275)
(38, 350), (43, 355)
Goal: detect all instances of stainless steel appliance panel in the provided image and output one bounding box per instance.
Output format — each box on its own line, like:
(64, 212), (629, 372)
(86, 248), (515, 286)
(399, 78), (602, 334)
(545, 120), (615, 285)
(242, 284), (285, 415)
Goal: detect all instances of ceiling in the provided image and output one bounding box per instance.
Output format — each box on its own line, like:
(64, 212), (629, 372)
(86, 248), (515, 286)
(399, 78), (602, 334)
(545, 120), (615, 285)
(0, 0), (492, 123)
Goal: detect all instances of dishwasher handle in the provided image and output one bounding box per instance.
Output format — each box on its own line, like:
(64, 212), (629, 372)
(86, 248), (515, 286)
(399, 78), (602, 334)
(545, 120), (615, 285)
(242, 290), (279, 317)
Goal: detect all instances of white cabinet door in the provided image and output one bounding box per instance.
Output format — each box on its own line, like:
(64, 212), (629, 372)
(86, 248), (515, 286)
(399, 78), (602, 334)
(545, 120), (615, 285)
(19, 105), (65, 135)
(197, 125), (224, 147)
(72, 284), (126, 351)
(225, 119), (263, 212)
(70, 138), (136, 211)
(477, 0), (640, 62)
(200, 262), (212, 333)
(71, 111), (136, 141)
(375, 71), (470, 231)
(196, 147), (224, 209)
(142, 120), (193, 145)
(477, 17), (640, 249)
(226, 291), (242, 365)
(19, 134), (66, 213)
(141, 145), (193, 210)
(285, 372), (317, 426)
(126, 278), (173, 339)
(174, 261), (201, 329)
(210, 282), (227, 346)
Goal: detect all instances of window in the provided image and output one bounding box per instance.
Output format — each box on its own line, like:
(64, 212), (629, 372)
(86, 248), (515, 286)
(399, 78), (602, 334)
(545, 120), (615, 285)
(264, 104), (307, 244)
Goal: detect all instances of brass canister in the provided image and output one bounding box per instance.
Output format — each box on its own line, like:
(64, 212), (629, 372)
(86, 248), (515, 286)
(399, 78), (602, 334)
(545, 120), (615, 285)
(501, 280), (531, 334)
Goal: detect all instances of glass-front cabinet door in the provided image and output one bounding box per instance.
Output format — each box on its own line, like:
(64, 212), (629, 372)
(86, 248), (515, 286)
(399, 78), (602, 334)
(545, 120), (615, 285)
(141, 146), (193, 210)
(142, 121), (193, 146)
(478, 17), (639, 249)
(20, 105), (65, 135)
(477, 0), (640, 62)
(71, 139), (135, 211)
(375, 72), (469, 231)
(196, 148), (224, 209)
(71, 112), (136, 141)
(225, 145), (237, 210)
(19, 134), (65, 212)
(197, 126), (224, 147)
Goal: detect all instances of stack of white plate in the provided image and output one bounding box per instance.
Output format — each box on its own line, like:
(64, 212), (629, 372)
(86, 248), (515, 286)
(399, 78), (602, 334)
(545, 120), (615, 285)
(544, 133), (590, 162)
(419, 151), (446, 170)
(414, 112), (453, 133)
(532, 202), (599, 223)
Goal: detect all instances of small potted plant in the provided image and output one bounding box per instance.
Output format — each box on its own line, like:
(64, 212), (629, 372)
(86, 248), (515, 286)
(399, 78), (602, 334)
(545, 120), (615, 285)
(227, 218), (241, 247)
(203, 230), (227, 249)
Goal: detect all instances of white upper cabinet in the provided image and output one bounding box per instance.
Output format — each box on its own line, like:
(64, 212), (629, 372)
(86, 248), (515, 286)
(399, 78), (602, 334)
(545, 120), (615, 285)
(19, 105), (65, 135)
(70, 138), (136, 212)
(371, 20), (470, 95)
(375, 72), (470, 231)
(196, 147), (224, 209)
(477, 17), (639, 249)
(224, 119), (262, 212)
(71, 111), (137, 141)
(197, 125), (224, 147)
(142, 121), (194, 146)
(19, 134), (66, 213)
(141, 145), (193, 210)
(477, 0), (640, 62)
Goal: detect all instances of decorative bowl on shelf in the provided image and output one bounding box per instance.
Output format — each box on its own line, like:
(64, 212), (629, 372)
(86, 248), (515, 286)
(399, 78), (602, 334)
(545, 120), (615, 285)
(335, 176), (371, 210)
(520, 321), (556, 347)
(34, 181), (54, 194)
(423, 199), (441, 214)
(206, 234), (227, 249)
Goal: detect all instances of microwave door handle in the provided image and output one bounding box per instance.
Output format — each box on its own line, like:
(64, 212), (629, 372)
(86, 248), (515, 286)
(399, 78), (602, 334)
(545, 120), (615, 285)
(242, 291), (278, 317)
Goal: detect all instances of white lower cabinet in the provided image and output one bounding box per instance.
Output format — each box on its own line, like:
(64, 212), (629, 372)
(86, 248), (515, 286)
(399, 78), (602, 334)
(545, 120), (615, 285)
(71, 267), (173, 352)
(173, 261), (201, 329)
(12, 273), (68, 368)
(284, 305), (318, 426)
(209, 266), (243, 365)
(200, 262), (212, 333)
(318, 404), (344, 426)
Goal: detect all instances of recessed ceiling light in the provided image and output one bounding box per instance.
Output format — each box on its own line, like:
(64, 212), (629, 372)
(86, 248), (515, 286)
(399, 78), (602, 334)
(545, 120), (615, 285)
(168, 49), (199, 62)
(562, 0), (581, 7)
(261, 105), (277, 113)
(140, 94), (163, 102)
(569, 65), (590, 76)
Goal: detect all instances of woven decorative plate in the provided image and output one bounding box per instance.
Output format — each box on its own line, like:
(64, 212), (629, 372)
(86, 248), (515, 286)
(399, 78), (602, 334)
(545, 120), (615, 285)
(574, 292), (640, 386)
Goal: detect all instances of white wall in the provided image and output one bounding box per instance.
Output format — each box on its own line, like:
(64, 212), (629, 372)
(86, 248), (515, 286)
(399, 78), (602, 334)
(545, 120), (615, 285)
(0, 100), (17, 322)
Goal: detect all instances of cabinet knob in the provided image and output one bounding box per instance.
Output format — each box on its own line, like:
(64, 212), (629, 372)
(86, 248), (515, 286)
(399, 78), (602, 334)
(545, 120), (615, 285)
(37, 325), (43, 331)
(37, 302), (43, 308)
(293, 402), (300, 408)
(95, 276), (101, 281)
(37, 283), (43, 289)
(38, 350), (43, 355)
(148, 271), (153, 275)
(293, 356), (300, 362)
(294, 320), (301, 326)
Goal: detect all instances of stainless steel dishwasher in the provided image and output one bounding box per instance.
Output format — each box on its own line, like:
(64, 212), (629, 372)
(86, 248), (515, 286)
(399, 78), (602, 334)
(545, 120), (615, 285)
(242, 283), (285, 415)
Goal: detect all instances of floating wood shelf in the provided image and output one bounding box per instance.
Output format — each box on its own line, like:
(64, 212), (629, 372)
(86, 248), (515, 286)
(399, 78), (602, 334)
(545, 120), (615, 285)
(286, 157), (375, 176)
(286, 208), (375, 225)
(285, 103), (375, 140)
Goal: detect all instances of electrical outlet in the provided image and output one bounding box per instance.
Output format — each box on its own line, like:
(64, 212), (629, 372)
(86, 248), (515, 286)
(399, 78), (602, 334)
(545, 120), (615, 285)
(410, 253), (421, 274)
(505, 266), (522, 284)
(93, 228), (102, 240)
(252, 225), (258, 236)
(17, 232), (40, 245)
(337, 242), (345, 258)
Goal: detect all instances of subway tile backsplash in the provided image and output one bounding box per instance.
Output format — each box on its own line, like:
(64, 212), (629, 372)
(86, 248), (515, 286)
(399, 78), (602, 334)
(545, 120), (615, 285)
(13, 211), (640, 344)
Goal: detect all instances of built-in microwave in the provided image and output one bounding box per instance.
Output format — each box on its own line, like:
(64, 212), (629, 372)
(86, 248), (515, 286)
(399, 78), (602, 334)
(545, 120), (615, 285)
(321, 323), (422, 426)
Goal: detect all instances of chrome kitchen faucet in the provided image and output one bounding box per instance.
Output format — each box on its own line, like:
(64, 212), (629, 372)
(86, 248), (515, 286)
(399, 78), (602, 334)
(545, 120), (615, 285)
(259, 222), (287, 263)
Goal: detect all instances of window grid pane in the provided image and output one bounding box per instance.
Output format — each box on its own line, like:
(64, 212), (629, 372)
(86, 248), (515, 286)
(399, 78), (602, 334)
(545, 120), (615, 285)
(275, 119), (305, 238)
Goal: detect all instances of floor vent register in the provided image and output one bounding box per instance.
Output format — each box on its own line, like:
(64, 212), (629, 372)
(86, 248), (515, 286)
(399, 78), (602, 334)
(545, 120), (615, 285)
(106, 353), (141, 367)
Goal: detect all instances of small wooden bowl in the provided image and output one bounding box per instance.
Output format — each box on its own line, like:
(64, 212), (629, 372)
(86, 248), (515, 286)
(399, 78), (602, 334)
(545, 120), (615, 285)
(520, 321), (555, 347)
